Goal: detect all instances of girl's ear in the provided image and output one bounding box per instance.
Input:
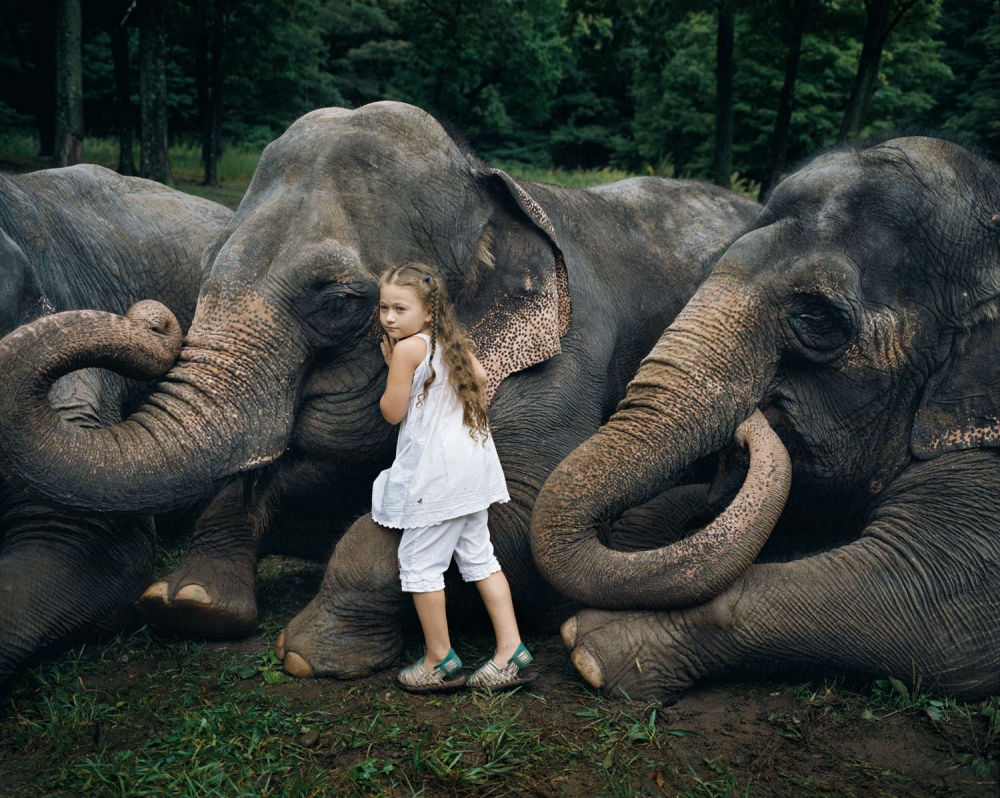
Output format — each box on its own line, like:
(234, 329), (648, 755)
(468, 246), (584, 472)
(458, 168), (572, 403)
(911, 318), (1000, 457)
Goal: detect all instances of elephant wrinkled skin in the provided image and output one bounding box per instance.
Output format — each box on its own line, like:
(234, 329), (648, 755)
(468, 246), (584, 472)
(0, 165), (231, 680)
(0, 102), (759, 680)
(532, 137), (1000, 704)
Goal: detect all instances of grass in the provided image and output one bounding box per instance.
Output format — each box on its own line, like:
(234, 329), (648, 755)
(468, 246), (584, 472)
(0, 134), (650, 209)
(0, 133), (257, 210)
(1, 551), (996, 798)
(0, 134), (763, 214)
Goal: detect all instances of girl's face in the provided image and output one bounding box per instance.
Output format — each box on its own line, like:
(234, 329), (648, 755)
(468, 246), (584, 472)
(379, 284), (432, 341)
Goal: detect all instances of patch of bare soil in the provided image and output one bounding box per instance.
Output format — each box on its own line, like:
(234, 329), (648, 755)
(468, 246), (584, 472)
(1, 556), (995, 798)
(203, 631), (996, 797)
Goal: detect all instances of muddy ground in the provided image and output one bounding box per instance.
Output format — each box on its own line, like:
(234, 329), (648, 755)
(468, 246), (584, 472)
(1, 555), (996, 797)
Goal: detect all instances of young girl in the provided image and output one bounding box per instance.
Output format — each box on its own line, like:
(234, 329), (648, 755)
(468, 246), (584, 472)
(372, 263), (537, 694)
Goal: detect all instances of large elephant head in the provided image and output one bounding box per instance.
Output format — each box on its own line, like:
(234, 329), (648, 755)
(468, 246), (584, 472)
(532, 136), (1000, 607)
(0, 102), (570, 513)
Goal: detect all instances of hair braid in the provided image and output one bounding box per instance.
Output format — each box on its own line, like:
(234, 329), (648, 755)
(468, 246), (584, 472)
(420, 278), (439, 405)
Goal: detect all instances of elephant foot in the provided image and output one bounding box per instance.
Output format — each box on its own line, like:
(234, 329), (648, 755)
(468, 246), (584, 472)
(276, 593), (403, 680)
(138, 573), (257, 639)
(560, 608), (704, 704)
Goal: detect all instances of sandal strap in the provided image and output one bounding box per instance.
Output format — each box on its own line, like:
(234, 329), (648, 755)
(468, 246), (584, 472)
(508, 642), (533, 668)
(436, 648), (462, 676)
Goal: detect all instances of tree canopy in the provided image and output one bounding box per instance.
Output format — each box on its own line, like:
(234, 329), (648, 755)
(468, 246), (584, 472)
(0, 0), (994, 187)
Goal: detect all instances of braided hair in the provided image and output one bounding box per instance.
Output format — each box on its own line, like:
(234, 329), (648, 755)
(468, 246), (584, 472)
(379, 263), (491, 441)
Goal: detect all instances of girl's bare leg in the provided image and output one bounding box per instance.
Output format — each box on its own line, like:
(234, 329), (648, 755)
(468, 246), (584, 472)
(411, 589), (452, 670)
(475, 570), (522, 665)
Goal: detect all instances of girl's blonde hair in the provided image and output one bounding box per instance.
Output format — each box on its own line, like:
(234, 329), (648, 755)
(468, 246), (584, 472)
(379, 263), (491, 440)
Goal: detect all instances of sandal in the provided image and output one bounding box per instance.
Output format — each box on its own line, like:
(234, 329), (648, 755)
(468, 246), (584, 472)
(468, 642), (539, 692)
(396, 648), (467, 694)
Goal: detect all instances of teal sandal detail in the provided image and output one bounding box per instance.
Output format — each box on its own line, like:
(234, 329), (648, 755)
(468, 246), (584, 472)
(468, 642), (539, 692)
(396, 648), (466, 694)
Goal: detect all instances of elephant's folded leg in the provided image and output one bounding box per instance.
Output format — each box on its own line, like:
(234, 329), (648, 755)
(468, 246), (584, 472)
(565, 515), (1000, 703)
(277, 514), (406, 679)
(139, 480), (259, 639)
(0, 509), (155, 679)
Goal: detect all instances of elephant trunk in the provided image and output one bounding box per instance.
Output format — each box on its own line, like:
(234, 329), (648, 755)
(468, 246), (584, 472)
(531, 277), (790, 608)
(0, 300), (304, 515)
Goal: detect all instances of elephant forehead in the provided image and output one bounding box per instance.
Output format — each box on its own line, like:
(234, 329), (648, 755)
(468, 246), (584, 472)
(263, 101), (461, 182)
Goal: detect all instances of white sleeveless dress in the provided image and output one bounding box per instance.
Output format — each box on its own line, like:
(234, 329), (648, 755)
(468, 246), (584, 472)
(371, 333), (510, 529)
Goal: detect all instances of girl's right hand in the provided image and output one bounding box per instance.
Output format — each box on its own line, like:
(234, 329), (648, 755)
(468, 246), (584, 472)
(380, 334), (394, 366)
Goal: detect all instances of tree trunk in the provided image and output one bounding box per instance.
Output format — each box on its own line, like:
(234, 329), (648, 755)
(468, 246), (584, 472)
(712, 0), (735, 189)
(53, 0), (83, 167)
(208, 0), (225, 186)
(139, 0), (172, 185)
(195, 0), (210, 181)
(837, 0), (925, 142)
(200, 0), (225, 187)
(759, 0), (813, 200)
(111, 20), (136, 176)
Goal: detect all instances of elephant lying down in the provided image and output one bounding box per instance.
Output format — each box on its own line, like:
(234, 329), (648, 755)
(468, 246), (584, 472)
(0, 101), (761, 680)
(0, 165), (231, 680)
(532, 136), (1000, 704)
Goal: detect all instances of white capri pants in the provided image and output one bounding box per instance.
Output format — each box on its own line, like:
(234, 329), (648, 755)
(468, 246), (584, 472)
(398, 509), (501, 593)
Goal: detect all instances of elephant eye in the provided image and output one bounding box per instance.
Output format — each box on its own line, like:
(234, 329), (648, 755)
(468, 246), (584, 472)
(316, 282), (364, 315)
(787, 295), (852, 356)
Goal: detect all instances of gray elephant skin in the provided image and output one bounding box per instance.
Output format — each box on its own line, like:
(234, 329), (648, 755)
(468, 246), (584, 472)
(0, 101), (759, 680)
(0, 165), (232, 680)
(532, 136), (1000, 704)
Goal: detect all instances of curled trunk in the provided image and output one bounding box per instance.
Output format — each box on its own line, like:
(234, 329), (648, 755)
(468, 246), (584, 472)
(0, 300), (301, 515)
(532, 278), (787, 608)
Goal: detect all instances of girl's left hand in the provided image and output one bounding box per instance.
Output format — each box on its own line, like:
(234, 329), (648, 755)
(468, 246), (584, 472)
(380, 334), (394, 366)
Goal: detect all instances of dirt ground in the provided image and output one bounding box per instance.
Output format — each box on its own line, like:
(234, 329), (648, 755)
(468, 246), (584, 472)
(3, 555), (995, 798)
(293, 635), (999, 798)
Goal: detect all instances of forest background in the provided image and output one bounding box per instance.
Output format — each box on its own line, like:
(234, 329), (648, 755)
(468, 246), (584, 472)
(0, 0), (996, 201)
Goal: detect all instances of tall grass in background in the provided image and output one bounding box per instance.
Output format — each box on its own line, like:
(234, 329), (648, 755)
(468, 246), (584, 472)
(0, 133), (639, 191)
(0, 134), (756, 205)
(0, 134), (260, 209)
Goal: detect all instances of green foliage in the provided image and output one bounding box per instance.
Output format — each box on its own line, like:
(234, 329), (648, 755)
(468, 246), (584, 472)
(0, 0), (993, 186)
(220, 0), (344, 146)
(926, 0), (1000, 154)
(630, 10), (718, 177)
(393, 0), (570, 164)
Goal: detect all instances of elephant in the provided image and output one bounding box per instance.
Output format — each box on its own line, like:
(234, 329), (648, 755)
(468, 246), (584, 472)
(530, 136), (1000, 704)
(0, 164), (232, 680)
(0, 101), (760, 679)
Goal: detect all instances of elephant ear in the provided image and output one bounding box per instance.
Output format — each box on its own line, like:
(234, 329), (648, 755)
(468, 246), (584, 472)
(911, 317), (1000, 458)
(460, 168), (572, 403)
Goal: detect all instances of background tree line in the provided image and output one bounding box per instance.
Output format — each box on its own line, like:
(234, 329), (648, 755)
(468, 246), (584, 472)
(0, 0), (996, 193)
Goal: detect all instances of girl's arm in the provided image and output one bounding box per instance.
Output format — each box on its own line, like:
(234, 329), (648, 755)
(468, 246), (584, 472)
(379, 334), (427, 425)
(470, 353), (488, 388)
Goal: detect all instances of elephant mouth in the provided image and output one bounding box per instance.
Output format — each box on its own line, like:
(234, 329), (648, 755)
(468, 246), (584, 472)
(237, 450), (284, 471)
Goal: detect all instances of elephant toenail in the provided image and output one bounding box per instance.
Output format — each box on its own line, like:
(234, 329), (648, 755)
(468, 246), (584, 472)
(274, 631), (286, 659)
(141, 581), (170, 603)
(174, 584), (211, 605)
(283, 651), (315, 679)
(560, 616), (578, 648)
(571, 647), (605, 690)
